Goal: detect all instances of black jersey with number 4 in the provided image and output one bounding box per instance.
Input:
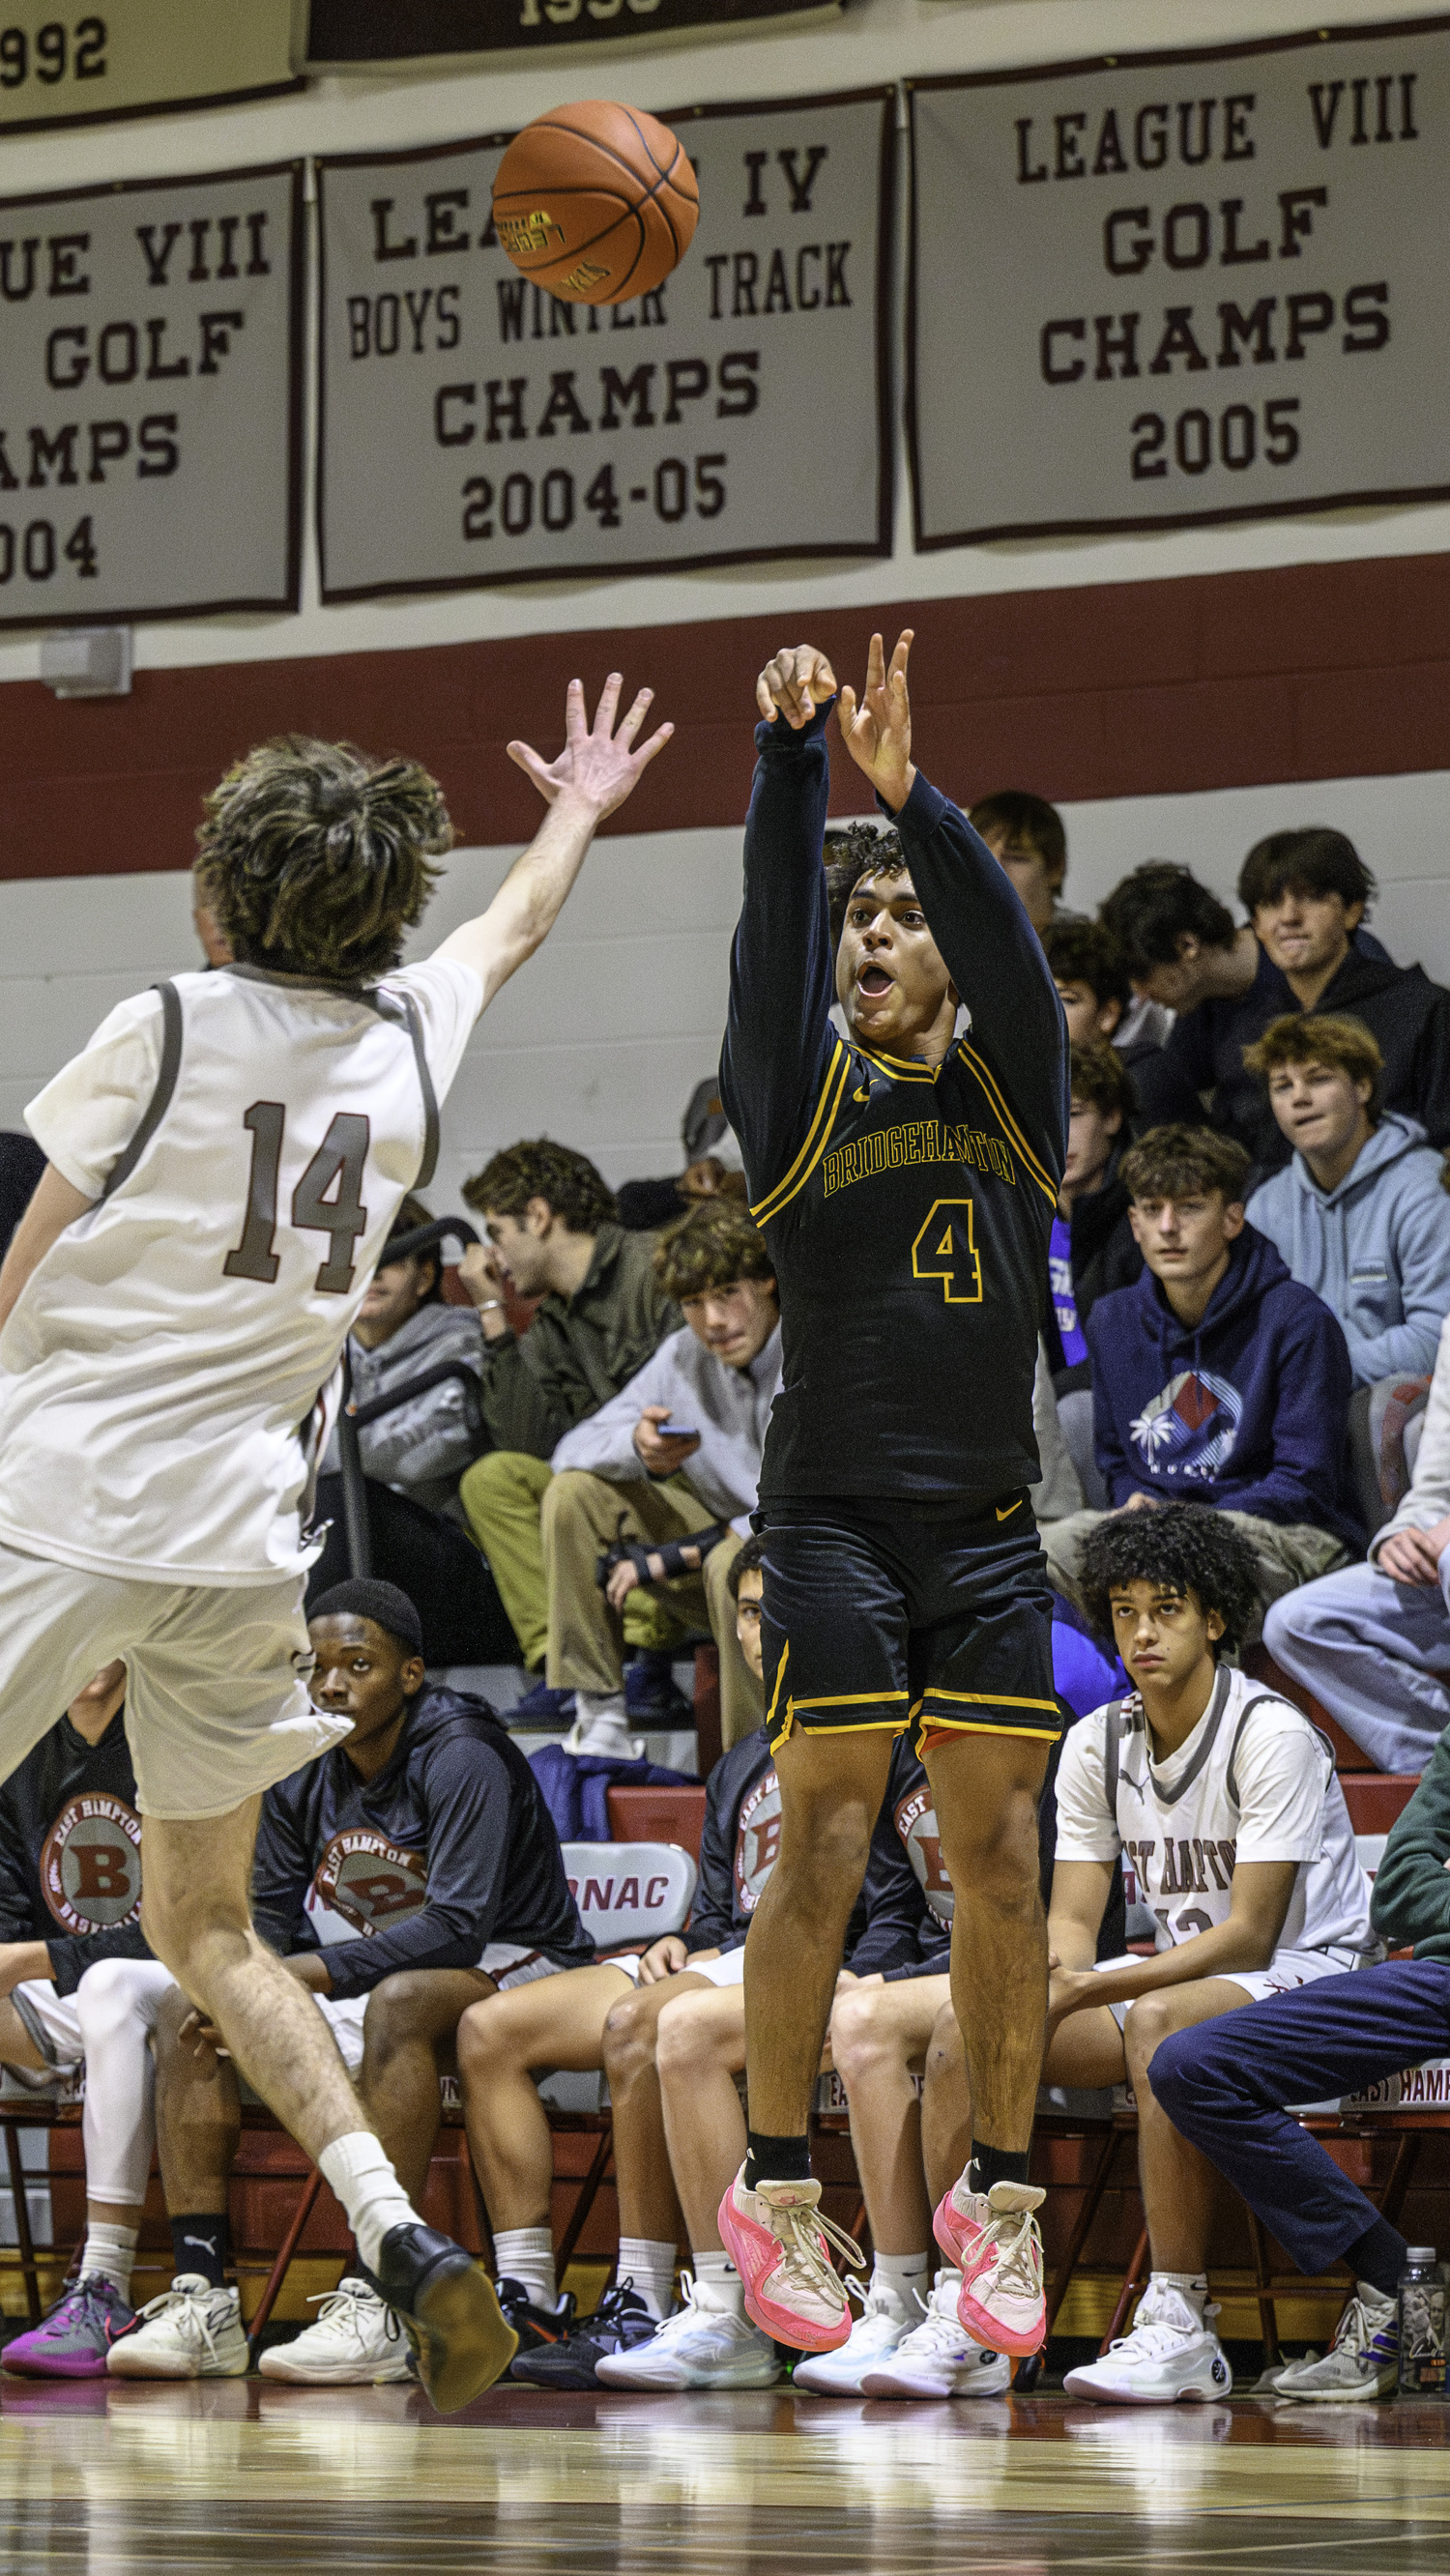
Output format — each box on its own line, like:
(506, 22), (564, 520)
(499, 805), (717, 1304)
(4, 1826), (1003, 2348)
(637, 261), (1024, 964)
(721, 708), (1067, 1503)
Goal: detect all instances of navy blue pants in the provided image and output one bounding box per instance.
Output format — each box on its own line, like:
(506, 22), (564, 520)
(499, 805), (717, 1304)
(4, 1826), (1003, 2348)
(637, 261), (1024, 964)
(1150, 1960), (1450, 2276)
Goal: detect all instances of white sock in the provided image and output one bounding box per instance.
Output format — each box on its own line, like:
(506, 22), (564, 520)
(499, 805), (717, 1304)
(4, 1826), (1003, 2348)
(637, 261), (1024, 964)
(577, 1692), (627, 1724)
(690, 2250), (744, 2318)
(493, 2226), (558, 2312)
(1153, 2270), (1209, 2317)
(316, 2132), (419, 2276)
(80, 2219), (139, 2299)
(871, 2250), (930, 2317)
(618, 2235), (678, 2322)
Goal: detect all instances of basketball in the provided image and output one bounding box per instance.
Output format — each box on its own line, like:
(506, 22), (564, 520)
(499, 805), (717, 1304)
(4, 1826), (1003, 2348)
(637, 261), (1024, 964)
(491, 101), (699, 306)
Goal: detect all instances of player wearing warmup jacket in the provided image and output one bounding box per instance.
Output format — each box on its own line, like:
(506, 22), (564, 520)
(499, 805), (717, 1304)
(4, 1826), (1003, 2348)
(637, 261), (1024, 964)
(0, 1664), (175, 2378)
(716, 631), (1068, 2360)
(0, 671), (672, 2409)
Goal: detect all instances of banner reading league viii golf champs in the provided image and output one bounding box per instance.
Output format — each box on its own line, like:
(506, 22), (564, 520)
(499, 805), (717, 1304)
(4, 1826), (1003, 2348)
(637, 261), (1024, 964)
(909, 18), (1450, 544)
(0, 163), (303, 627)
(316, 91), (892, 599)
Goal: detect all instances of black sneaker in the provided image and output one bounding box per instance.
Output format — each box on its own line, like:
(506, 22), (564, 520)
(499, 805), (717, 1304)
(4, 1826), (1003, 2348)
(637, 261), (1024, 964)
(496, 2278), (577, 2358)
(624, 1651), (694, 1726)
(374, 2222), (518, 2413)
(510, 2280), (657, 2388)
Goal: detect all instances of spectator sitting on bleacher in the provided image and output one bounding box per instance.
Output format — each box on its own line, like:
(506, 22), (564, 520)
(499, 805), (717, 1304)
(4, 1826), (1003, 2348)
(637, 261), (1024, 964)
(542, 1199), (780, 1759)
(1039, 1125), (1362, 1626)
(1241, 1016), (1450, 1390)
(966, 790), (1082, 938)
(307, 1196), (512, 1667)
(1262, 1310), (1450, 1775)
(107, 1580), (589, 2388)
(1041, 919), (1171, 1090)
(0, 1664), (176, 2379)
(943, 1508), (1374, 2407)
(455, 1141), (683, 1725)
(1044, 1042), (1143, 1391)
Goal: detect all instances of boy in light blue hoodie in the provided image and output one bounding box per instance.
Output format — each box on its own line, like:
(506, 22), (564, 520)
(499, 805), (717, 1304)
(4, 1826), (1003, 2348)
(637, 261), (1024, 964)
(1243, 1014), (1450, 1389)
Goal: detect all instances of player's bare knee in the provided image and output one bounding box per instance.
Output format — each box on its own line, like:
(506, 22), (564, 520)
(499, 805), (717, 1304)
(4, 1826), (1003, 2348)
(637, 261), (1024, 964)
(455, 1993), (517, 2083)
(654, 1993), (717, 2080)
(361, 1972), (432, 2066)
(1121, 1994), (1176, 2088)
(601, 1987), (656, 2081)
(923, 1997), (964, 2088)
(828, 1983), (892, 2079)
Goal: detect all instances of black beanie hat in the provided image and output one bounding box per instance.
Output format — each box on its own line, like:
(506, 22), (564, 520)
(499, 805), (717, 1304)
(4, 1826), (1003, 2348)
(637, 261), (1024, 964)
(307, 1578), (423, 1658)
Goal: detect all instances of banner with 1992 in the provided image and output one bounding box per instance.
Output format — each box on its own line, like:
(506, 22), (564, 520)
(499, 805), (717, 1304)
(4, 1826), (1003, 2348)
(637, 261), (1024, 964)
(315, 91), (892, 600)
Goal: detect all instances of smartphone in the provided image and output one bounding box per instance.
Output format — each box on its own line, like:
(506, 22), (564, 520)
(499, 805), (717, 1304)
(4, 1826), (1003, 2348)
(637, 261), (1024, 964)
(657, 1424), (700, 1440)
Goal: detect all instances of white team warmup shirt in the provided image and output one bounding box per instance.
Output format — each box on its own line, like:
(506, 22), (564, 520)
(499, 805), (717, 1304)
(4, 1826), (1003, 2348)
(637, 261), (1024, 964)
(1054, 1664), (1376, 1968)
(0, 960), (480, 1586)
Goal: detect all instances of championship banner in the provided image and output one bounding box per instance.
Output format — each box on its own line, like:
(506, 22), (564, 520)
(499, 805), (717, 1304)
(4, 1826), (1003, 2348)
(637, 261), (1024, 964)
(0, 163), (304, 629)
(908, 17), (1450, 546)
(0, 0), (298, 136)
(315, 91), (892, 600)
(304, 0), (837, 72)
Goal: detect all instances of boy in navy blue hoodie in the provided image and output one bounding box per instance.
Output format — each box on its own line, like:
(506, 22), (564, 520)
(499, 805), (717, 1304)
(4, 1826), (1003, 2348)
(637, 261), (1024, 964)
(1039, 1124), (1362, 1625)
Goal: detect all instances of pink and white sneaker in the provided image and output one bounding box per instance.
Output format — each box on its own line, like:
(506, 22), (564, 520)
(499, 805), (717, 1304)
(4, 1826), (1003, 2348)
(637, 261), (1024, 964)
(933, 2175), (1046, 2357)
(717, 2166), (861, 2354)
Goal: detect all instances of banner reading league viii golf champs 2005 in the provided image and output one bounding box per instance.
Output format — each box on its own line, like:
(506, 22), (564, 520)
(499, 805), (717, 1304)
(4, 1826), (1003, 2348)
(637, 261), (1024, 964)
(909, 17), (1450, 544)
(0, 163), (304, 627)
(316, 92), (892, 599)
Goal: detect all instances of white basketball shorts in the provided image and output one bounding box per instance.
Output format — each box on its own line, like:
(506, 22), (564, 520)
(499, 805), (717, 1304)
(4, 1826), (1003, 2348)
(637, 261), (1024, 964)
(1096, 1944), (1362, 2031)
(0, 1539), (346, 1820)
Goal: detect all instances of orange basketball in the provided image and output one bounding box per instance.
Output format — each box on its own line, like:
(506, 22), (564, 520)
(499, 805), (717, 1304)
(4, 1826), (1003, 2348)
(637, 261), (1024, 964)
(491, 101), (699, 306)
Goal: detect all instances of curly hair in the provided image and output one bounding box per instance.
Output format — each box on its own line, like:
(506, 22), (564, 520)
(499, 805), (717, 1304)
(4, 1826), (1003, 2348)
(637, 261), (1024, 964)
(194, 736), (452, 984)
(654, 1200), (776, 1301)
(1120, 1123), (1252, 1207)
(463, 1140), (618, 1234)
(1242, 1012), (1383, 1117)
(1078, 1504), (1259, 1656)
(1069, 1039), (1136, 1123)
(824, 823), (907, 950)
(727, 1530), (767, 1598)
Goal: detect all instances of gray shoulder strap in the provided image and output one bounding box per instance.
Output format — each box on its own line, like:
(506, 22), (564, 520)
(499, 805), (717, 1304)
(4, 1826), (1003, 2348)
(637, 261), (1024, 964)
(371, 989), (439, 1191)
(101, 982), (182, 1202)
(1103, 1697), (1128, 1825)
(1224, 1693), (1285, 1814)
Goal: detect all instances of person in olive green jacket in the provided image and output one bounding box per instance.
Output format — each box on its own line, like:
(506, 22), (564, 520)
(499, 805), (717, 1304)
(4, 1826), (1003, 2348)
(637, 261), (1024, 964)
(455, 1140), (683, 1727)
(1370, 1734), (1450, 1961)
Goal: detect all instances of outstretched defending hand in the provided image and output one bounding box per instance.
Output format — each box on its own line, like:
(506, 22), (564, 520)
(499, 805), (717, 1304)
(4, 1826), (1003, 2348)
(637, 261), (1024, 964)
(837, 628), (915, 812)
(508, 673), (673, 820)
(757, 644), (838, 730)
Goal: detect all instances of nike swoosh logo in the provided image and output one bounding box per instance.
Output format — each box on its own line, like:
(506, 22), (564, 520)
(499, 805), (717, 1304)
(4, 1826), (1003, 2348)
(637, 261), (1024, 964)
(996, 1499), (1023, 1521)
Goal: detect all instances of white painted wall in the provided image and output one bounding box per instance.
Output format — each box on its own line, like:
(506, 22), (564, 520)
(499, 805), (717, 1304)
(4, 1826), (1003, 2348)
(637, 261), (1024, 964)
(3, 766), (1445, 1206)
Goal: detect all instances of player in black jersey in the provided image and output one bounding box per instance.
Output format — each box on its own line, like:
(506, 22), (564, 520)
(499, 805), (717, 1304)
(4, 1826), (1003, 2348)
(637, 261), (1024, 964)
(716, 632), (1067, 2360)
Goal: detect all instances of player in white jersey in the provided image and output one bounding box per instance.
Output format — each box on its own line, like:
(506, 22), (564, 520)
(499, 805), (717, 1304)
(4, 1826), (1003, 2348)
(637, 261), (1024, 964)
(932, 1503), (1377, 2406)
(0, 673), (672, 2408)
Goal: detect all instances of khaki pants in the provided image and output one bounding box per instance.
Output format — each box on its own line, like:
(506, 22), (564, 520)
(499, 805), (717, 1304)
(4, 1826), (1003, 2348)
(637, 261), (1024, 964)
(1040, 1507), (1348, 1643)
(460, 1451), (678, 1672)
(542, 1468), (765, 1751)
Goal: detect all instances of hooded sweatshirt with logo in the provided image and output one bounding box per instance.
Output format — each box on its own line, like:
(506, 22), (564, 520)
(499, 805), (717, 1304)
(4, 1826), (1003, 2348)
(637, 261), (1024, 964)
(1245, 1113), (1450, 1390)
(252, 1686), (591, 1999)
(0, 1708), (151, 1995)
(1085, 1226), (1362, 1549)
(686, 1724), (923, 1974)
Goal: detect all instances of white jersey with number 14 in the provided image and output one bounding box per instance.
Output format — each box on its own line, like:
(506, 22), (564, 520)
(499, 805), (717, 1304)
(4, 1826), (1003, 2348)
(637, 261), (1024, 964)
(0, 958), (480, 1588)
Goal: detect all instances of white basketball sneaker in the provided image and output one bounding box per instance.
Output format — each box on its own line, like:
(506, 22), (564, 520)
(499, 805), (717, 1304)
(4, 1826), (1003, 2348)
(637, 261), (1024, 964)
(793, 2278), (926, 2394)
(594, 2275), (782, 2389)
(258, 2277), (412, 2385)
(1271, 2284), (1399, 2403)
(860, 2270), (1012, 2399)
(1062, 2277), (1232, 2406)
(106, 2275), (249, 2380)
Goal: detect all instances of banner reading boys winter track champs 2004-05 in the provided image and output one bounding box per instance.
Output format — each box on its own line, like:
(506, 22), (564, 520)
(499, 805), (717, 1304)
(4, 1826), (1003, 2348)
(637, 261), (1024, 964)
(909, 16), (1450, 546)
(315, 91), (893, 600)
(0, 163), (304, 627)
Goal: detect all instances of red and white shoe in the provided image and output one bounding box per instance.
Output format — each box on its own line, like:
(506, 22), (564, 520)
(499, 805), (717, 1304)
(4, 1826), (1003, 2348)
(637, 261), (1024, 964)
(933, 2175), (1046, 2357)
(717, 2166), (861, 2354)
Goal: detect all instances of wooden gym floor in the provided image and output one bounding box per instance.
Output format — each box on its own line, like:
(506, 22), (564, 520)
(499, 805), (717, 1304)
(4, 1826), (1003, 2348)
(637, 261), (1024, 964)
(1, 2382), (1449, 2573)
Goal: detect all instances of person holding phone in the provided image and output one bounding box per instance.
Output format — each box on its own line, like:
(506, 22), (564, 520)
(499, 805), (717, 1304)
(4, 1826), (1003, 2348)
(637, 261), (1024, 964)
(541, 1199), (782, 1755)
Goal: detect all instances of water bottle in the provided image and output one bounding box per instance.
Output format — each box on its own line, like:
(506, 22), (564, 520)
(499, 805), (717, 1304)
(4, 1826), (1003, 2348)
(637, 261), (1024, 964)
(1398, 2246), (1447, 2395)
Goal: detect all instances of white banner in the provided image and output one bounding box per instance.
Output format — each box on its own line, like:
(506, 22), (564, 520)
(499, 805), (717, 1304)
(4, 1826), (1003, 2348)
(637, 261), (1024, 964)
(0, 0), (297, 136)
(316, 91), (893, 599)
(909, 17), (1450, 544)
(0, 162), (304, 627)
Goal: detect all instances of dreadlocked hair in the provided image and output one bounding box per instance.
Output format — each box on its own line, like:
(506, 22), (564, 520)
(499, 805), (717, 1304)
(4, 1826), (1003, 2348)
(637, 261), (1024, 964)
(824, 823), (907, 950)
(1078, 1503), (1259, 1658)
(194, 736), (453, 984)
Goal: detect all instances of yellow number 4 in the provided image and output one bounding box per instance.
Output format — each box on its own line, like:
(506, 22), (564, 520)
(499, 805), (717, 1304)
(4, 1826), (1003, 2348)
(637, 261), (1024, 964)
(912, 1198), (983, 1304)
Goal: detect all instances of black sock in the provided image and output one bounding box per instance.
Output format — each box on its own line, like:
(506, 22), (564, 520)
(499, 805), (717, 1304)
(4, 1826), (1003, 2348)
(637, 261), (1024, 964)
(170, 2214), (232, 2289)
(744, 2130), (812, 2190)
(970, 2141), (1030, 2193)
(1346, 2214), (1407, 2302)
